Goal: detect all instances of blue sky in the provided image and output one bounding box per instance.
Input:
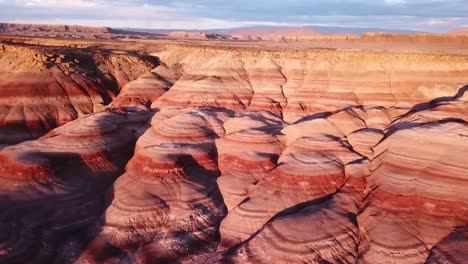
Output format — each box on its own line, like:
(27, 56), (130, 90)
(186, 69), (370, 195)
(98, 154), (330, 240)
(1, 0), (467, 32)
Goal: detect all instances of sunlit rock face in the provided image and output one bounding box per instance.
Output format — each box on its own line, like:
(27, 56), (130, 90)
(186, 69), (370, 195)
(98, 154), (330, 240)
(0, 111), (150, 263)
(0, 42), (467, 264)
(0, 42), (158, 145)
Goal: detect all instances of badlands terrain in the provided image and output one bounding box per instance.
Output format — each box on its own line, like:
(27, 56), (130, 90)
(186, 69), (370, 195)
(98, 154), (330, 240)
(0, 25), (467, 263)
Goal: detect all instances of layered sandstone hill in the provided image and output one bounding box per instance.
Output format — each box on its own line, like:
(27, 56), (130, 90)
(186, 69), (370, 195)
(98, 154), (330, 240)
(0, 41), (158, 144)
(0, 41), (467, 264)
(150, 45), (468, 122)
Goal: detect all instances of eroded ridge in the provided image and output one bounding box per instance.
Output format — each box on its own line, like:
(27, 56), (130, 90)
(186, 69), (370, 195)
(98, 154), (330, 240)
(0, 43), (467, 263)
(0, 41), (158, 145)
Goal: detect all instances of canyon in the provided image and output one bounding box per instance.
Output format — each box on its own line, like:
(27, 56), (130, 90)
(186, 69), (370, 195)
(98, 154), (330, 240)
(0, 31), (466, 264)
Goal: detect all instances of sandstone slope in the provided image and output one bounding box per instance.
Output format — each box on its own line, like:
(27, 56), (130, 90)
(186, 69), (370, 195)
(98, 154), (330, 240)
(0, 41), (158, 144)
(0, 41), (466, 264)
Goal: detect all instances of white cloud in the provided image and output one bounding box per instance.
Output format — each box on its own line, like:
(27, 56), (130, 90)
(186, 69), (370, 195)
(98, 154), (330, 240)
(24, 0), (97, 8)
(384, 0), (407, 5)
(1, 0), (99, 8)
(25, 0), (97, 8)
(422, 17), (464, 26)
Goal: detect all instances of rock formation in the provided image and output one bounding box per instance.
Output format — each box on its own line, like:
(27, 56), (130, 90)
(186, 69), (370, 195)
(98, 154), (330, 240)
(361, 32), (468, 47)
(0, 23), (158, 38)
(0, 41), (158, 144)
(0, 111), (150, 263)
(0, 37), (467, 264)
(167, 31), (208, 40)
(449, 27), (468, 35)
(0, 23), (113, 35)
(230, 27), (321, 40)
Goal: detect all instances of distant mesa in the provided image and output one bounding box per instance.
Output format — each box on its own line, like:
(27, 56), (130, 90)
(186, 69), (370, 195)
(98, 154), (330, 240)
(165, 27), (359, 41)
(0, 22), (231, 40)
(166, 31), (223, 40)
(3, 22), (468, 43)
(360, 31), (468, 46)
(0, 22), (155, 39)
(167, 31), (208, 39)
(449, 27), (468, 35)
(230, 27), (321, 40)
(0, 22), (112, 34)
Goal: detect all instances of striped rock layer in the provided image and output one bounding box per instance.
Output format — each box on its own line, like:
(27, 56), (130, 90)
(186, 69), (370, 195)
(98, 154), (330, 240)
(0, 44), (467, 264)
(0, 42), (158, 145)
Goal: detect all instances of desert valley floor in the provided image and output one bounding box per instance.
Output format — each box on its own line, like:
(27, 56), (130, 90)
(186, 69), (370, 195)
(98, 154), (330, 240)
(0, 34), (467, 263)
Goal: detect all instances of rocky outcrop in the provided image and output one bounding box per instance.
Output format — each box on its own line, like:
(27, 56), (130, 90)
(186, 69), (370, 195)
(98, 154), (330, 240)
(0, 42), (158, 144)
(0, 110), (151, 263)
(153, 45), (468, 122)
(358, 121), (468, 263)
(77, 108), (230, 263)
(426, 227), (468, 263)
(109, 59), (181, 111)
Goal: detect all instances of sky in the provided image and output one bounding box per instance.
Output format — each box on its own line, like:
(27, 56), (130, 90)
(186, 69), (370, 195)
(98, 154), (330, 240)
(1, 0), (467, 32)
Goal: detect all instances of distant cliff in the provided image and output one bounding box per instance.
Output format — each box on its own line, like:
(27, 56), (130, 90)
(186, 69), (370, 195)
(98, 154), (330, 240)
(0, 23), (113, 34)
(449, 27), (468, 35)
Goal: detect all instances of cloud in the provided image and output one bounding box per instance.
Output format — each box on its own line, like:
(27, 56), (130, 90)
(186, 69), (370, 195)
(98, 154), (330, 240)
(384, 0), (407, 5)
(23, 0), (98, 8)
(0, 0), (467, 32)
